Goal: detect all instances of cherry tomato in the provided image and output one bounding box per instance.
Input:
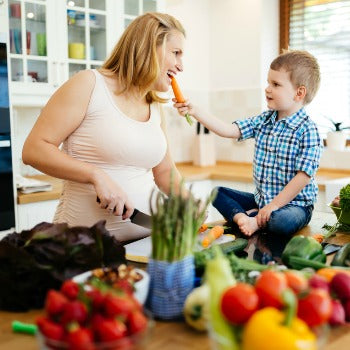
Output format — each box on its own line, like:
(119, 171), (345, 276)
(297, 288), (332, 327)
(255, 270), (287, 308)
(220, 283), (259, 324)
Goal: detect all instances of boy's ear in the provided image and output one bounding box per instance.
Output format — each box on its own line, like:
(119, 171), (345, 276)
(295, 85), (306, 101)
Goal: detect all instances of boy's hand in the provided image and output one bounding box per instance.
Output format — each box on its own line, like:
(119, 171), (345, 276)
(172, 98), (195, 118)
(257, 203), (279, 228)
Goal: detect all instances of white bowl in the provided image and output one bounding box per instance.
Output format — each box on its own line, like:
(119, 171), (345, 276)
(73, 268), (149, 305)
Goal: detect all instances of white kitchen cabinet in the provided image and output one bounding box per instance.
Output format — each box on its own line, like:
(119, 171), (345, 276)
(16, 199), (58, 232)
(7, 0), (163, 107)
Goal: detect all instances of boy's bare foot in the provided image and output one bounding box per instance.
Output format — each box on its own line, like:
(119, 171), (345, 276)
(234, 213), (260, 236)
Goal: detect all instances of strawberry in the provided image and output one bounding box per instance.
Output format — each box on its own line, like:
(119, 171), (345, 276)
(61, 280), (79, 300)
(45, 289), (68, 316)
(95, 318), (127, 342)
(86, 288), (105, 311)
(36, 316), (64, 341)
(103, 294), (135, 319)
(113, 279), (134, 295)
(61, 300), (88, 325)
(128, 310), (148, 335)
(67, 327), (95, 350)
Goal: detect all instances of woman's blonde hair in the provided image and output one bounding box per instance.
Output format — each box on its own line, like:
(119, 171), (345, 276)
(101, 12), (185, 103)
(270, 50), (320, 105)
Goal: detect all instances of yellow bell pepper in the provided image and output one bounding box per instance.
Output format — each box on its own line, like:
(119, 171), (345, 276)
(241, 307), (317, 350)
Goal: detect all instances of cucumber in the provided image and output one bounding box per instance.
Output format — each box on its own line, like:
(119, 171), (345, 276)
(219, 238), (248, 255)
(331, 243), (350, 267)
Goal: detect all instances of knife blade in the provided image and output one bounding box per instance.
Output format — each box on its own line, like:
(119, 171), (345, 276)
(321, 242), (342, 255)
(129, 209), (152, 229)
(96, 197), (152, 229)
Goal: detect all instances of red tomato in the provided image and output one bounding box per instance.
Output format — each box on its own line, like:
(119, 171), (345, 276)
(255, 270), (287, 308)
(220, 283), (259, 324)
(297, 288), (332, 327)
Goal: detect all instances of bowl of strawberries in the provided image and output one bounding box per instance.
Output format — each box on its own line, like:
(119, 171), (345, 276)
(36, 278), (153, 350)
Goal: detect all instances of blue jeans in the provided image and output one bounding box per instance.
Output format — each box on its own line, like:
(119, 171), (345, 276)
(212, 186), (313, 236)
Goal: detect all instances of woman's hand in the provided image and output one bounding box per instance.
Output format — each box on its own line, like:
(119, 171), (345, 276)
(256, 203), (279, 228)
(172, 98), (196, 118)
(92, 168), (134, 219)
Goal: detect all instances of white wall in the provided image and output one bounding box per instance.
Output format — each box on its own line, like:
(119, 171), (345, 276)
(164, 0), (279, 163)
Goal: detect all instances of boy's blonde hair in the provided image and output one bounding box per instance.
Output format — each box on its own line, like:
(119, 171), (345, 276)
(270, 50), (320, 105)
(101, 12), (185, 103)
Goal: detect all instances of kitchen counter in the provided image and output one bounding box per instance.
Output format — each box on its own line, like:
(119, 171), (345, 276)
(17, 162), (350, 204)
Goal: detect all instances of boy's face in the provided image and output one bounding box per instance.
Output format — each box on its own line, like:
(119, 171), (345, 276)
(265, 68), (302, 118)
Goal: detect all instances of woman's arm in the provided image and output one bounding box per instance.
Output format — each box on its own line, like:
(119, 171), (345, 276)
(22, 70), (96, 182)
(22, 70), (133, 218)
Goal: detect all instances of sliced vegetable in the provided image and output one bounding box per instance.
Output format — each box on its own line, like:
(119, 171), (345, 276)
(331, 242), (350, 267)
(198, 224), (208, 233)
(202, 225), (225, 248)
(170, 75), (193, 125)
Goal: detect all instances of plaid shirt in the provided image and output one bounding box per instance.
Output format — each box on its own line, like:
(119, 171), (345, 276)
(235, 108), (323, 208)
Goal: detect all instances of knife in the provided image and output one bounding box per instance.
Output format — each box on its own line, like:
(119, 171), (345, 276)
(321, 242), (342, 255)
(96, 197), (152, 229)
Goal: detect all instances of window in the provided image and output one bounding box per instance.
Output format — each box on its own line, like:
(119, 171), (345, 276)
(280, 0), (350, 137)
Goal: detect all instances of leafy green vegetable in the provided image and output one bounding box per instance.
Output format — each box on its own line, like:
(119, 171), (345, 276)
(0, 220), (126, 311)
(325, 183), (350, 238)
(340, 184), (350, 212)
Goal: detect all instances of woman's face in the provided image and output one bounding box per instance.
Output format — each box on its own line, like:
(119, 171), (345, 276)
(154, 30), (185, 92)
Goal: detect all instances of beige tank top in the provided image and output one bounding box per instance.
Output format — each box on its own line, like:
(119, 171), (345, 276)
(54, 69), (167, 241)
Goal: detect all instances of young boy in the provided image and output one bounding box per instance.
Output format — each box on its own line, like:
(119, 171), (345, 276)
(174, 50), (323, 237)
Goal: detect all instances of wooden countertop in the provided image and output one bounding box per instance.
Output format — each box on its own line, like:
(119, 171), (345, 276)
(17, 162), (350, 204)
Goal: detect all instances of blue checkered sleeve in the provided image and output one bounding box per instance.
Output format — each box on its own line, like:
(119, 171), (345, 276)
(234, 112), (270, 141)
(295, 123), (323, 177)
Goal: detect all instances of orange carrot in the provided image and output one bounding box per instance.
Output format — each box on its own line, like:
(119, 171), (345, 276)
(198, 223), (208, 233)
(170, 76), (193, 125)
(202, 225), (225, 248)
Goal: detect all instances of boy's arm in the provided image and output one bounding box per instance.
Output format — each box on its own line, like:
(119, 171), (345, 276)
(256, 171), (311, 227)
(173, 99), (241, 139)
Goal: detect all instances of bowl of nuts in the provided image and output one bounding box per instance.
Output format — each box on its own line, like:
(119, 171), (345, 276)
(73, 265), (150, 305)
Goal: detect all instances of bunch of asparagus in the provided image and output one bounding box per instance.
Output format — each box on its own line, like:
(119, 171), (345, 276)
(150, 179), (214, 262)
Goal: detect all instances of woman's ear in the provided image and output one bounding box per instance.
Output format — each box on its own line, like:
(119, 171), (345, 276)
(295, 85), (306, 102)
